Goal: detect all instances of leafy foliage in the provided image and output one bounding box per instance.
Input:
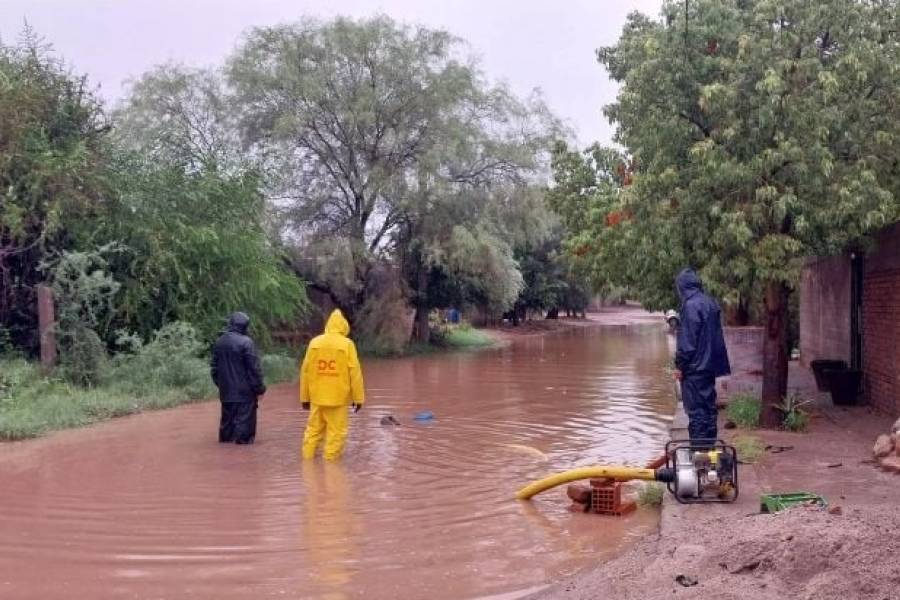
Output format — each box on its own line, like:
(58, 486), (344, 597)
(774, 392), (811, 432)
(109, 321), (212, 399)
(112, 65), (242, 171)
(0, 32), (111, 350)
(637, 482), (665, 507)
(2, 18), (563, 361)
(228, 16), (560, 340)
(555, 0), (900, 422)
(261, 353), (298, 384)
(98, 155), (307, 342)
(725, 393), (761, 428)
(45, 249), (120, 385)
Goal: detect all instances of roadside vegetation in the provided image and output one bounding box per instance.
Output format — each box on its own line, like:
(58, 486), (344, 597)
(0, 323), (297, 441)
(725, 394), (762, 429)
(775, 393), (811, 432)
(725, 392), (810, 432)
(0, 19), (587, 439)
(433, 324), (496, 349)
(732, 435), (766, 464)
(637, 482), (665, 507)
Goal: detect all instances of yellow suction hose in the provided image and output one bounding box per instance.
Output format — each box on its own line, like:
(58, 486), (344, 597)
(515, 466), (658, 500)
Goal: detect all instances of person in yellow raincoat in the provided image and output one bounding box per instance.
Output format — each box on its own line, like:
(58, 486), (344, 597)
(300, 309), (365, 460)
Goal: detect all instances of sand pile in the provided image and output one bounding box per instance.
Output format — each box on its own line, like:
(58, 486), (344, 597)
(539, 505), (900, 600)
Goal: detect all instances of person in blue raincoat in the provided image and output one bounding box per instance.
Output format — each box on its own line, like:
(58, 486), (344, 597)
(210, 312), (267, 444)
(673, 269), (731, 445)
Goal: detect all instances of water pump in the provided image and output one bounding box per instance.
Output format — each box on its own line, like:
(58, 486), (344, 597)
(515, 439), (739, 504)
(657, 439), (738, 503)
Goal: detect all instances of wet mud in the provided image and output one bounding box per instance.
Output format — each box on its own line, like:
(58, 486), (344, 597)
(0, 323), (674, 599)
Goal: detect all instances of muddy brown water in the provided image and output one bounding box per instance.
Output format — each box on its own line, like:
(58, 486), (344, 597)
(0, 323), (675, 600)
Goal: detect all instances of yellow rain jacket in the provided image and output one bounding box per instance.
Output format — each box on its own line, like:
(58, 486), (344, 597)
(300, 310), (365, 461)
(300, 309), (365, 407)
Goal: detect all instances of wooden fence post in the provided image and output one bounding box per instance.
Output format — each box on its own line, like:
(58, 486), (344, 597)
(37, 285), (57, 372)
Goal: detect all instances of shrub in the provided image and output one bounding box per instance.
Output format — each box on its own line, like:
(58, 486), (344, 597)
(776, 392), (811, 432)
(442, 326), (495, 348)
(0, 358), (32, 404)
(46, 249), (121, 386)
(725, 393), (761, 428)
(0, 327), (13, 356)
(108, 322), (213, 398)
(782, 409), (809, 432)
(262, 353), (298, 383)
(59, 325), (109, 387)
(637, 482), (665, 507)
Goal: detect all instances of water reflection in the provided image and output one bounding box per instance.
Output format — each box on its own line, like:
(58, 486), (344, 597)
(301, 461), (355, 599)
(0, 322), (674, 599)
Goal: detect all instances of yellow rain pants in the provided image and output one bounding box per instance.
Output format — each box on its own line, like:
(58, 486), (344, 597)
(302, 404), (350, 461)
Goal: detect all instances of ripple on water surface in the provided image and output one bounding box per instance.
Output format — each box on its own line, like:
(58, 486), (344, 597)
(0, 323), (675, 599)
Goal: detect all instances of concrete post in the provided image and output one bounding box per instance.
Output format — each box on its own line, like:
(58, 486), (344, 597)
(37, 285), (57, 372)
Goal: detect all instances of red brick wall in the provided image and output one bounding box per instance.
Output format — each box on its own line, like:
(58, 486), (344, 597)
(862, 268), (900, 415)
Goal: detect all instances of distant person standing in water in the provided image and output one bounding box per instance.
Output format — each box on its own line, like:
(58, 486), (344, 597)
(299, 309), (365, 461)
(210, 312), (266, 444)
(673, 269), (731, 446)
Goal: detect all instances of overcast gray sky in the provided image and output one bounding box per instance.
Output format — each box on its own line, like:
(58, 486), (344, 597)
(1, 0), (662, 147)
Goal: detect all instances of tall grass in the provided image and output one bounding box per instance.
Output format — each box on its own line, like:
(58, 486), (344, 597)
(637, 482), (665, 507)
(442, 325), (495, 348)
(0, 324), (299, 441)
(732, 434), (765, 464)
(0, 358), (178, 440)
(725, 393), (761, 428)
(432, 323), (496, 349)
(262, 353), (298, 383)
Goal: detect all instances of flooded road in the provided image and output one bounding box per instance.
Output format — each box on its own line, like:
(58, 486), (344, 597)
(0, 321), (675, 599)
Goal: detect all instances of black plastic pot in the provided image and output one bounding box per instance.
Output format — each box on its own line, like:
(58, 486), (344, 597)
(825, 368), (861, 405)
(810, 359), (848, 392)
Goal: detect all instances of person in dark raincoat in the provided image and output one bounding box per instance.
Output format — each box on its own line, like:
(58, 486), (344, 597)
(210, 312), (266, 444)
(674, 269), (731, 445)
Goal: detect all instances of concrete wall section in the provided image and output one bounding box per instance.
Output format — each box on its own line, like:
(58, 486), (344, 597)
(799, 255), (851, 366)
(716, 326), (763, 399)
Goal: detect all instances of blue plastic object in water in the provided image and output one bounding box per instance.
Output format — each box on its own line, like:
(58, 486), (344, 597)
(414, 410), (434, 421)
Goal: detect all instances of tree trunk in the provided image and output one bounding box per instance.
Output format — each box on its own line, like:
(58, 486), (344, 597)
(411, 263), (430, 344)
(760, 281), (789, 428)
(413, 304), (430, 343)
(546, 307), (559, 319)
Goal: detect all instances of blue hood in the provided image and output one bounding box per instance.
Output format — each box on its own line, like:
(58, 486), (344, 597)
(227, 312), (250, 334)
(675, 268), (703, 302)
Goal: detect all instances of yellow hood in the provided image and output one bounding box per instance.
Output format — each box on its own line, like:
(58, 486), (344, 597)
(324, 309), (350, 336)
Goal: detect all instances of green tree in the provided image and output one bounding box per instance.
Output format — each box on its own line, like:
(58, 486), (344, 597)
(112, 64), (242, 172)
(228, 16), (559, 340)
(593, 0), (900, 425)
(99, 157), (307, 341)
(0, 31), (111, 351)
(545, 142), (674, 308)
(107, 66), (308, 341)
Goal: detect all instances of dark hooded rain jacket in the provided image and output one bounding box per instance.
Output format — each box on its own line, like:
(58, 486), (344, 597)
(210, 312), (266, 403)
(675, 269), (731, 378)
